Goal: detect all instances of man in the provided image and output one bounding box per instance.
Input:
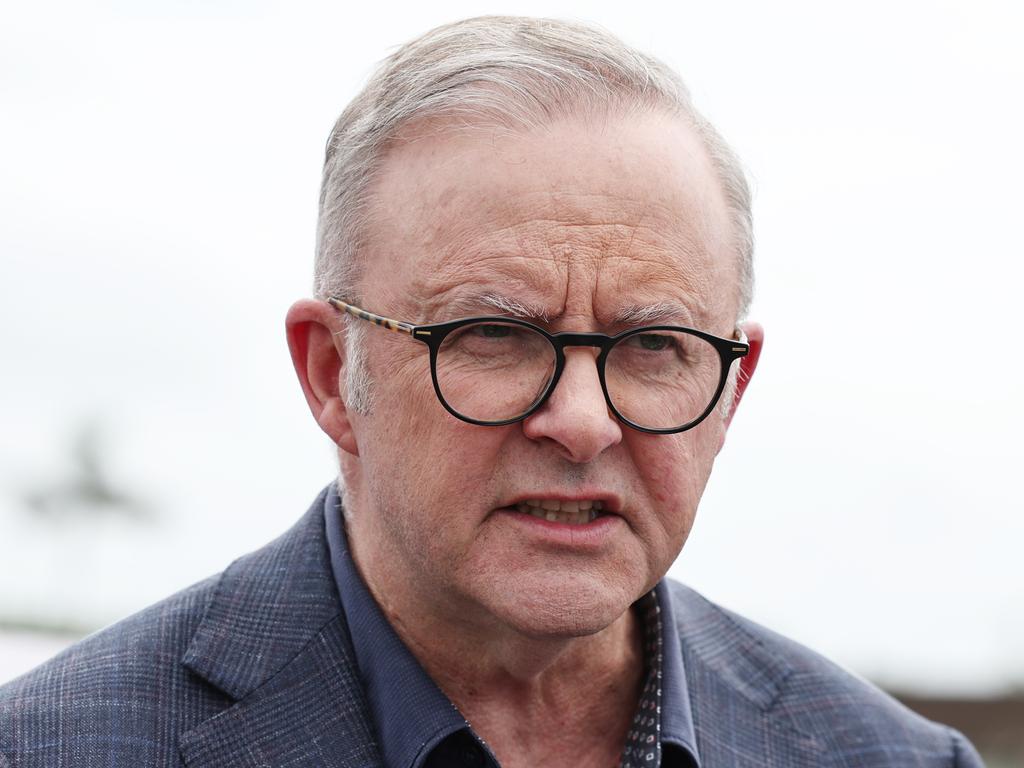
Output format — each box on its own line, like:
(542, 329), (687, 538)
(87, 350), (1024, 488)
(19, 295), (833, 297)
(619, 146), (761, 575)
(0, 16), (982, 768)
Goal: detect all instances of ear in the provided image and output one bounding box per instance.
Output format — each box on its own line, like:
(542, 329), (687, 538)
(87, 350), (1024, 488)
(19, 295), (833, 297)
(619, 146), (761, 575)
(719, 321), (763, 446)
(285, 299), (359, 456)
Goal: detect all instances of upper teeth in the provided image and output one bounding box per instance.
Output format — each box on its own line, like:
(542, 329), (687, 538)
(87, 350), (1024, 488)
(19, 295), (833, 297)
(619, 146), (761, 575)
(516, 499), (605, 525)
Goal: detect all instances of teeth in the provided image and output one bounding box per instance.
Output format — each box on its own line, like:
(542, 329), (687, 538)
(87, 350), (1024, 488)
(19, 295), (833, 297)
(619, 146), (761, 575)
(513, 499), (606, 525)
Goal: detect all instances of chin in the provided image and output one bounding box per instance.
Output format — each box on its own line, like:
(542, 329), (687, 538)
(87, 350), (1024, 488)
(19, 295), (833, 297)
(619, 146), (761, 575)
(482, 572), (642, 639)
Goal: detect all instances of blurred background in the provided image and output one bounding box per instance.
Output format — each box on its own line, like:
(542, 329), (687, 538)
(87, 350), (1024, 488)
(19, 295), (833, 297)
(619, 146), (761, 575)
(1, 0), (1021, 763)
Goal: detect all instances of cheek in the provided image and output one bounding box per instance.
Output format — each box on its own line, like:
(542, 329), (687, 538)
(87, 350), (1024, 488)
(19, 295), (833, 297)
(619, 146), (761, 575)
(641, 439), (698, 507)
(371, 346), (516, 497)
(359, 421), (499, 585)
(636, 428), (719, 535)
(366, 394), (509, 538)
(375, 343), (435, 419)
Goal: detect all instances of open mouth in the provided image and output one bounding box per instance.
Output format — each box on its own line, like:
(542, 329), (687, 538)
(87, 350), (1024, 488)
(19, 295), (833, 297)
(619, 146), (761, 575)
(513, 499), (606, 526)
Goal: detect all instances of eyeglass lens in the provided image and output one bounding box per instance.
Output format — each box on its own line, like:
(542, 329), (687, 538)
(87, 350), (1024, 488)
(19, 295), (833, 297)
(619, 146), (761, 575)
(434, 322), (723, 430)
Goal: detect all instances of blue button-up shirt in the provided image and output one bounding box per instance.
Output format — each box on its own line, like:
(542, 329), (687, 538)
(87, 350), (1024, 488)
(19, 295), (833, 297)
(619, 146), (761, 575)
(324, 487), (700, 768)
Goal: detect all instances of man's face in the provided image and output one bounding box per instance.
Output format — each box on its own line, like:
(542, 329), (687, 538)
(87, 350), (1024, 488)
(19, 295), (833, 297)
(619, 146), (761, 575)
(343, 110), (743, 638)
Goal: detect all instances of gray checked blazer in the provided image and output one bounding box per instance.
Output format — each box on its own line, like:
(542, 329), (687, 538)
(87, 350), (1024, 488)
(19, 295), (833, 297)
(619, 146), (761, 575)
(0, 487), (983, 767)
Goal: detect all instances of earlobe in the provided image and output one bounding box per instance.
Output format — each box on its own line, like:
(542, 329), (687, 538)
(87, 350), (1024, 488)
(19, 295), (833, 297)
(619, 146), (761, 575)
(285, 299), (360, 456)
(719, 321), (764, 447)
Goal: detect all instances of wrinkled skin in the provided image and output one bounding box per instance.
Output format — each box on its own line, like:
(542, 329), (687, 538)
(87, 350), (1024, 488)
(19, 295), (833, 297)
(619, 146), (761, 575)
(286, 109), (763, 766)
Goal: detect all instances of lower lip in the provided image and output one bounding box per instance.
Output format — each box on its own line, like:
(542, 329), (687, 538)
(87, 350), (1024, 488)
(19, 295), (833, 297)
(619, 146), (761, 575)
(495, 508), (621, 548)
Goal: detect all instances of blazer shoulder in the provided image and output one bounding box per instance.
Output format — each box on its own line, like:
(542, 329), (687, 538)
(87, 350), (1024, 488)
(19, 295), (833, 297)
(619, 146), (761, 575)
(0, 488), (337, 767)
(664, 580), (983, 767)
(0, 573), (231, 765)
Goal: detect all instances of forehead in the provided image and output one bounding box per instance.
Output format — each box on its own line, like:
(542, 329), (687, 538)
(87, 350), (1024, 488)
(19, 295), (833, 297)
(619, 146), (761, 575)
(361, 110), (738, 328)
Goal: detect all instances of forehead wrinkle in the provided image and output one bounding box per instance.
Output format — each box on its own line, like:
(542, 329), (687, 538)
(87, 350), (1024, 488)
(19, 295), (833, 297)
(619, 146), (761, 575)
(598, 252), (712, 303)
(409, 272), (563, 323)
(408, 245), (566, 307)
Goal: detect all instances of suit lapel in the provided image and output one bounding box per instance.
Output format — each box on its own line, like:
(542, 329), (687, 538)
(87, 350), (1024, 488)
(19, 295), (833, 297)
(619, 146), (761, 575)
(689, 686), (823, 767)
(669, 582), (825, 767)
(178, 487), (383, 768)
(179, 615), (382, 767)
(175, 491), (824, 768)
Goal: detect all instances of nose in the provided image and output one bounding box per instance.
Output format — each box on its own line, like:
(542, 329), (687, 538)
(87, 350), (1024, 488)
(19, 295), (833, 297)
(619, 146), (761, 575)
(521, 348), (623, 463)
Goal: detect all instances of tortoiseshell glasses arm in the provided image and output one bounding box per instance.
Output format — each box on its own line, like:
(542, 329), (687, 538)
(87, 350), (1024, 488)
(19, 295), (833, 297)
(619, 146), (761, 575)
(327, 298), (415, 335)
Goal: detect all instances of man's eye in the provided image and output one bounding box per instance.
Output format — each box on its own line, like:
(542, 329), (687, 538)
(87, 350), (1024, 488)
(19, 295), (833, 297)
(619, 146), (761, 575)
(634, 333), (672, 351)
(477, 324), (513, 339)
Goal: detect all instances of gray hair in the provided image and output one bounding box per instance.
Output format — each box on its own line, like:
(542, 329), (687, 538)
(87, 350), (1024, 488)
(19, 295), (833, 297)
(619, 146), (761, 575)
(316, 16), (755, 414)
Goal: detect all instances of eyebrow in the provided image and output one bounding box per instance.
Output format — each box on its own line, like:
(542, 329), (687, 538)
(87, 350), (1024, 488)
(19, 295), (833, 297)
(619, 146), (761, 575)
(433, 293), (695, 328)
(610, 301), (696, 327)
(443, 292), (552, 322)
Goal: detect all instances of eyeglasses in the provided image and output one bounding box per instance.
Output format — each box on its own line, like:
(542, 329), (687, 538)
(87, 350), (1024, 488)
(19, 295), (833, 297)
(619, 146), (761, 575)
(328, 298), (748, 435)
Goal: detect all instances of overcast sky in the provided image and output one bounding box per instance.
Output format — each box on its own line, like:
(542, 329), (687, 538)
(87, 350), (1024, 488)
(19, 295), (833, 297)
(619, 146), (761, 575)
(1, 0), (1022, 694)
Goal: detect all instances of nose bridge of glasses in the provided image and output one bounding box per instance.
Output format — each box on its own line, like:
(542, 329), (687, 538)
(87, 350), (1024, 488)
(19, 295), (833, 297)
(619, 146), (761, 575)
(549, 331), (612, 352)
(545, 331), (614, 412)
(547, 334), (611, 392)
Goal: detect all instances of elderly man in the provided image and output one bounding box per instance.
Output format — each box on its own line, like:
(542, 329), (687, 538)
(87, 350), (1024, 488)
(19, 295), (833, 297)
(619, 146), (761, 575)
(0, 16), (982, 768)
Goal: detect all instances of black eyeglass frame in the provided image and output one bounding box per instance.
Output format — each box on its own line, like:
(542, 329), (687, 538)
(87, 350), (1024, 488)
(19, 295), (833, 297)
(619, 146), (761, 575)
(327, 297), (749, 435)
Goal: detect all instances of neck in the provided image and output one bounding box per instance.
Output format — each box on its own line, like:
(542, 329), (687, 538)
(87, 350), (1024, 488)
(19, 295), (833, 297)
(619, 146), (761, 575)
(355, 547), (644, 767)
(342, 476), (649, 766)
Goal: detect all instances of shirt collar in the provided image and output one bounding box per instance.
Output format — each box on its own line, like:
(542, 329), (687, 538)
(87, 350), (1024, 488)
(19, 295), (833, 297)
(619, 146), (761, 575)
(324, 486), (468, 768)
(656, 579), (701, 766)
(324, 485), (700, 768)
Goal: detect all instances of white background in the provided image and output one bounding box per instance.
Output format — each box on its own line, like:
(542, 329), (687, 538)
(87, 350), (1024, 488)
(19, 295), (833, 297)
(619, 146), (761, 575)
(1, 0), (1021, 693)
